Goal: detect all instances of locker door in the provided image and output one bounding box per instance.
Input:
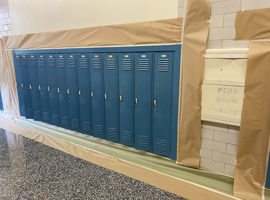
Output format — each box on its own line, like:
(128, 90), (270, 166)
(153, 52), (173, 157)
(66, 54), (81, 132)
(90, 53), (106, 139)
(119, 53), (135, 146)
(46, 54), (60, 126)
(77, 53), (92, 135)
(14, 55), (25, 116)
(104, 53), (119, 142)
(135, 53), (153, 151)
(20, 55), (33, 119)
(28, 55), (42, 121)
(0, 89), (3, 110)
(57, 54), (70, 129)
(37, 55), (50, 123)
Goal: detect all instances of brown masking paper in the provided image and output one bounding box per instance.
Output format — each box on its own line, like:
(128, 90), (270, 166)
(177, 0), (211, 168)
(234, 41), (270, 200)
(235, 8), (270, 40)
(2, 18), (182, 50)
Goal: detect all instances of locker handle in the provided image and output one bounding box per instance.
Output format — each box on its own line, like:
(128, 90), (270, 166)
(39, 85), (41, 90)
(119, 95), (122, 101)
(57, 88), (60, 93)
(91, 92), (94, 97)
(67, 89), (70, 94)
(135, 97), (138, 104)
(105, 94), (107, 100)
(154, 99), (157, 106)
(21, 84), (24, 88)
(29, 85), (32, 90)
(48, 86), (50, 92)
(79, 91), (81, 96)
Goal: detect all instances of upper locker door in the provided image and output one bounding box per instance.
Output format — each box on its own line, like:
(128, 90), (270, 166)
(28, 55), (42, 121)
(20, 55), (33, 119)
(37, 55), (50, 123)
(104, 53), (120, 142)
(0, 89), (3, 110)
(153, 52), (173, 157)
(46, 54), (60, 126)
(90, 53), (106, 139)
(14, 55), (25, 116)
(77, 53), (92, 135)
(66, 54), (81, 132)
(119, 53), (135, 147)
(57, 54), (70, 129)
(135, 53), (153, 151)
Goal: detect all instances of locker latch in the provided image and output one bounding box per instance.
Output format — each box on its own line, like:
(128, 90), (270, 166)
(135, 97), (138, 104)
(91, 92), (94, 97)
(39, 85), (41, 90)
(104, 94), (107, 100)
(48, 86), (50, 91)
(67, 89), (70, 94)
(29, 85), (32, 90)
(154, 99), (157, 106)
(119, 95), (122, 101)
(57, 88), (60, 93)
(21, 84), (24, 88)
(79, 91), (81, 96)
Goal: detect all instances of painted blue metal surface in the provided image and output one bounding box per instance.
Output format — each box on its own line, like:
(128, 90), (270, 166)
(56, 54), (70, 129)
(20, 55), (33, 119)
(266, 155), (270, 188)
(46, 54), (60, 126)
(37, 55), (51, 123)
(153, 52), (173, 157)
(0, 89), (3, 111)
(104, 53), (120, 142)
(28, 55), (42, 121)
(90, 53), (106, 139)
(66, 54), (81, 132)
(13, 55), (25, 116)
(119, 53), (135, 147)
(77, 53), (92, 135)
(134, 53), (153, 152)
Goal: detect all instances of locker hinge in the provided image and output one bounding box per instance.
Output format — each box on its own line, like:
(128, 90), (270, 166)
(67, 89), (70, 94)
(29, 85), (32, 89)
(57, 88), (60, 93)
(119, 95), (122, 101)
(104, 94), (107, 100)
(39, 85), (41, 90)
(79, 91), (81, 96)
(91, 92), (94, 97)
(48, 86), (50, 91)
(16, 82), (18, 87)
(21, 84), (24, 88)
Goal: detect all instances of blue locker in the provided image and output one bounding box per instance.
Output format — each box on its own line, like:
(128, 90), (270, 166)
(135, 53), (153, 151)
(77, 53), (92, 135)
(28, 55), (42, 121)
(46, 54), (60, 126)
(153, 52), (173, 157)
(104, 53), (120, 142)
(0, 89), (3, 110)
(90, 53), (106, 139)
(20, 55), (33, 119)
(14, 55), (25, 116)
(66, 54), (81, 132)
(56, 54), (70, 129)
(266, 155), (270, 188)
(37, 55), (51, 123)
(119, 53), (135, 147)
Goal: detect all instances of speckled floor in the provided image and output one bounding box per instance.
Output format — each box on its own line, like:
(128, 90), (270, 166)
(0, 128), (187, 200)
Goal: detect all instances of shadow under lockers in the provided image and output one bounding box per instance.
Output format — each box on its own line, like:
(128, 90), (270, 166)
(13, 45), (181, 160)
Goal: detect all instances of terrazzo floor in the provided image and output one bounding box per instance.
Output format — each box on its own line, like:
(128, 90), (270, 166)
(0, 128), (187, 200)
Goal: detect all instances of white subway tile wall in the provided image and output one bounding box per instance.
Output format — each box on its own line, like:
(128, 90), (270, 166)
(0, 0), (11, 37)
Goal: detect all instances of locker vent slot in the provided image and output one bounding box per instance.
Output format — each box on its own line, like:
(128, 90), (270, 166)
(95, 125), (103, 135)
(156, 139), (167, 152)
(138, 135), (148, 147)
(72, 119), (79, 129)
(80, 58), (88, 69)
(68, 57), (76, 68)
(43, 112), (50, 121)
(62, 117), (69, 126)
(139, 59), (149, 71)
(27, 109), (33, 117)
(108, 128), (117, 139)
(122, 59), (131, 71)
(39, 58), (46, 67)
(22, 58), (28, 67)
(48, 58), (55, 67)
(15, 57), (20, 66)
(123, 131), (132, 142)
(35, 110), (41, 119)
(58, 58), (65, 68)
(30, 58), (37, 67)
(158, 59), (169, 72)
(83, 122), (91, 133)
(93, 58), (101, 69)
(52, 114), (59, 123)
(106, 59), (115, 70)
(21, 107), (26, 116)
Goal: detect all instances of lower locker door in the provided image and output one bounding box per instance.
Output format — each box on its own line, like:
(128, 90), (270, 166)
(153, 52), (173, 158)
(0, 90), (3, 110)
(135, 53), (153, 151)
(90, 53), (106, 138)
(57, 54), (70, 129)
(66, 54), (81, 132)
(14, 55), (25, 116)
(46, 54), (60, 126)
(20, 55), (33, 119)
(104, 53), (119, 142)
(119, 53), (135, 146)
(77, 53), (92, 135)
(266, 154), (270, 188)
(37, 55), (50, 123)
(28, 55), (42, 121)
